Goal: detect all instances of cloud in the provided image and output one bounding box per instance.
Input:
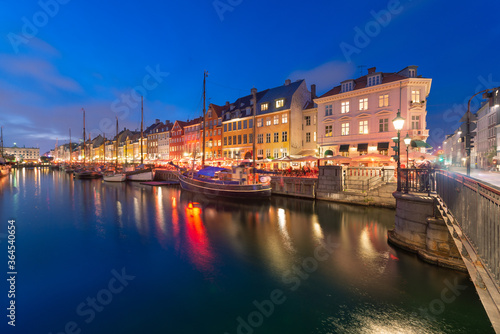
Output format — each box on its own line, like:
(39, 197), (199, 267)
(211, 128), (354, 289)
(0, 55), (82, 93)
(289, 61), (356, 93)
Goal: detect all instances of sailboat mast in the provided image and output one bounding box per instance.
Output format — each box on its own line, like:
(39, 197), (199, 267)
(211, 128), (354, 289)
(202, 71), (208, 168)
(103, 132), (106, 164)
(141, 96), (144, 165)
(1, 126), (4, 158)
(252, 88), (257, 184)
(69, 129), (72, 162)
(115, 117), (118, 169)
(82, 108), (86, 166)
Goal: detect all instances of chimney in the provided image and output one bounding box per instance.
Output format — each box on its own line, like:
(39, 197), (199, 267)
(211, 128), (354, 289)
(368, 67), (376, 74)
(311, 84), (317, 99)
(155, 119), (160, 124)
(225, 101), (230, 107)
(285, 79), (291, 86)
(251, 87), (257, 95)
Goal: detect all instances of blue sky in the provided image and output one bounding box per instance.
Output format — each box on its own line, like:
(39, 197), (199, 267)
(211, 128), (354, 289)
(1, 0), (499, 153)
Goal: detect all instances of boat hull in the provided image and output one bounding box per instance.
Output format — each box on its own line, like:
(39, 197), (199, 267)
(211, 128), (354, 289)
(74, 171), (102, 179)
(126, 170), (154, 181)
(178, 174), (271, 199)
(103, 173), (126, 182)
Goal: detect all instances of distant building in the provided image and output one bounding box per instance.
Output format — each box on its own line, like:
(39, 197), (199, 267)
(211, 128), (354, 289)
(170, 120), (188, 161)
(301, 84), (318, 157)
(314, 66), (432, 162)
(4, 144), (40, 162)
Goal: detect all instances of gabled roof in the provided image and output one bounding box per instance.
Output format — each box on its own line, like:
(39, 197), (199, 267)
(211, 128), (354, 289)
(319, 72), (409, 99)
(256, 80), (304, 114)
(173, 120), (188, 130)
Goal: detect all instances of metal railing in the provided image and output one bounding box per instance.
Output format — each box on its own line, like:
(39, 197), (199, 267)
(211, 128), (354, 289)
(399, 168), (436, 195)
(435, 170), (500, 285)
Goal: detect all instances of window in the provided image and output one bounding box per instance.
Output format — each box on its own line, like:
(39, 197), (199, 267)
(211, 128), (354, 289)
(341, 123), (350, 136)
(276, 99), (284, 108)
(281, 148), (287, 157)
(266, 149), (271, 158)
(207, 110), (212, 118)
(258, 149), (263, 157)
(218, 129), (221, 135)
(359, 120), (368, 134)
(257, 119), (262, 127)
(228, 136), (232, 145)
(233, 136), (236, 145)
(249, 133), (253, 143)
(368, 75), (381, 86)
(266, 133), (271, 143)
(238, 121), (242, 130)
(274, 115), (279, 125)
(342, 82), (353, 92)
(306, 132), (311, 142)
(228, 123), (232, 131)
(412, 115), (420, 129)
(266, 117), (271, 126)
(378, 94), (389, 107)
(273, 149), (279, 159)
(409, 69), (416, 78)
(314, 132), (316, 142)
(325, 104), (333, 116)
(258, 134), (264, 144)
(243, 120), (247, 129)
(341, 101), (349, 114)
(305, 116), (311, 126)
(218, 140), (221, 146)
(282, 114), (288, 123)
(379, 118), (389, 132)
(325, 125), (333, 137)
(412, 90), (420, 102)
(282, 131), (288, 142)
(274, 132), (279, 142)
(238, 135), (242, 144)
(261, 103), (268, 111)
(359, 98), (368, 111)
(249, 119), (253, 128)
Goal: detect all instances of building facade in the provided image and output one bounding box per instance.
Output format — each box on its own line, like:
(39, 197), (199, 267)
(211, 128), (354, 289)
(4, 145), (40, 162)
(314, 66), (432, 162)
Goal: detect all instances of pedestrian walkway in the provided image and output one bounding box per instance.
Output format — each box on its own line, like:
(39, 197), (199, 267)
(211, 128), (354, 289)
(448, 167), (500, 188)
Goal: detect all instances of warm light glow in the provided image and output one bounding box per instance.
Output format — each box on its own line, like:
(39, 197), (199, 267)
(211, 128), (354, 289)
(392, 111), (405, 131)
(403, 133), (411, 146)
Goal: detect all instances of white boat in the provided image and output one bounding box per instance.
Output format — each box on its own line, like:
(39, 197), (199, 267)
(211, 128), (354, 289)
(103, 172), (127, 182)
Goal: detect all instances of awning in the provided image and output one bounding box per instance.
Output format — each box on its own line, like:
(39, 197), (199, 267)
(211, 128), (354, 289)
(411, 140), (432, 148)
(357, 143), (368, 152)
(377, 142), (389, 150)
(324, 150), (334, 157)
(339, 145), (350, 152)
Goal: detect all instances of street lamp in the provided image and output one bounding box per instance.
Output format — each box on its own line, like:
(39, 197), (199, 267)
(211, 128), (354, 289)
(392, 110), (405, 192)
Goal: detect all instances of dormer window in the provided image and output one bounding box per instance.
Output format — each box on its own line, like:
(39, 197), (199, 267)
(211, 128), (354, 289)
(207, 111), (212, 118)
(261, 103), (269, 111)
(341, 81), (354, 93)
(367, 74), (381, 87)
(275, 99), (284, 108)
(409, 69), (416, 78)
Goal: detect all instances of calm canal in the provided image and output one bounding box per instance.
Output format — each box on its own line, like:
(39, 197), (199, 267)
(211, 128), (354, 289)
(0, 168), (493, 333)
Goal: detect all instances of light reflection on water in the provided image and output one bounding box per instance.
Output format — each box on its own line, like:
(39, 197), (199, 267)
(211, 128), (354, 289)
(0, 169), (494, 334)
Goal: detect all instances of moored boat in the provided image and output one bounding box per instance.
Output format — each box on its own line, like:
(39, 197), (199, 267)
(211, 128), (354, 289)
(74, 170), (102, 179)
(126, 168), (154, 181)
(103, 172), (126, 182)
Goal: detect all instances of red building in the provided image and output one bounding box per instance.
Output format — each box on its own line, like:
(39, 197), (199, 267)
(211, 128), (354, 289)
(170, 120), (187, 161)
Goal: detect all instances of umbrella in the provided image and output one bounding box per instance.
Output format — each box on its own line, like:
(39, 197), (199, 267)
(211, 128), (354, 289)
(294, 155), (319, 162)
(276, 156), (294, 161)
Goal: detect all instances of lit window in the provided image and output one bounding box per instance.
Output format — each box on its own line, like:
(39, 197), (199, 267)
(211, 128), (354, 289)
(325, 125), (333, 137)
(325, 105), (333, 116)
(257, 118), (263, 127)
(261, 103), (269, 111)
(379, 118), (389, 132)
(266, 117), (271, 126)
(341, 101), (349, 113)
(359, 98), (368, 111)
(282, 114), (288, 124)
(412, 90), (420, 103)
(359, 120), (368, 134)
(274, 115), (279, 125)
(378, 94), (389, 107)
(273, 149), (279, 159)
(341, 123), (350, 136)
(276, 99), (284, 108)
(314, 132), (316, 141)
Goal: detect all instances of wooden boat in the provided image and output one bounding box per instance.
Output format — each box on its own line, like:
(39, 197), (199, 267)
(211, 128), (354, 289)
(178, 166), (271, 199)
(126, 167), (154, 181)
(103, 172), (126, 182)
(74, 170), (102, 179)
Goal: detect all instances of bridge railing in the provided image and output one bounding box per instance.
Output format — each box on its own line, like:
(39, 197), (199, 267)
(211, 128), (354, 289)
(399, 168), (436, 195)
(435, 170), (500, 286)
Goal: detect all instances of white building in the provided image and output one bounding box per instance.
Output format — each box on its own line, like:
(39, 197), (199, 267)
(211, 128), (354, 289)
(4, 144), (40, 162)
(314, 66), (432, 163)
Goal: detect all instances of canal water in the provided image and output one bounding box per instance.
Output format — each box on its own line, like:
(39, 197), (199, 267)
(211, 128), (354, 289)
(0, 168), (493, 334)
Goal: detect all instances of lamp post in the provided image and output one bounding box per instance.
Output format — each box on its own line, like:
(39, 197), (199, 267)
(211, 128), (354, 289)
(392, 110), (405, 192)
(404, 133), (411, 193)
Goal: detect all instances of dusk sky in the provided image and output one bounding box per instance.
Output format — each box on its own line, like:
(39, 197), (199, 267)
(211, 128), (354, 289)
(1, 0), (500, 154)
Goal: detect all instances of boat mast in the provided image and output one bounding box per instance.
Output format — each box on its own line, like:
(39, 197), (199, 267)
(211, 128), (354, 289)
(1, 126), (3, 158)
(141, 96), (144, 165)
(69, 129), (72, 162)
(202, 71), (208, 168)
(115, 117), (118, 169)
(103, 132), (106, 164)
(82, 108), (86, 166)
(252, 88), (257, 184)
(55, 138), (58, 161)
